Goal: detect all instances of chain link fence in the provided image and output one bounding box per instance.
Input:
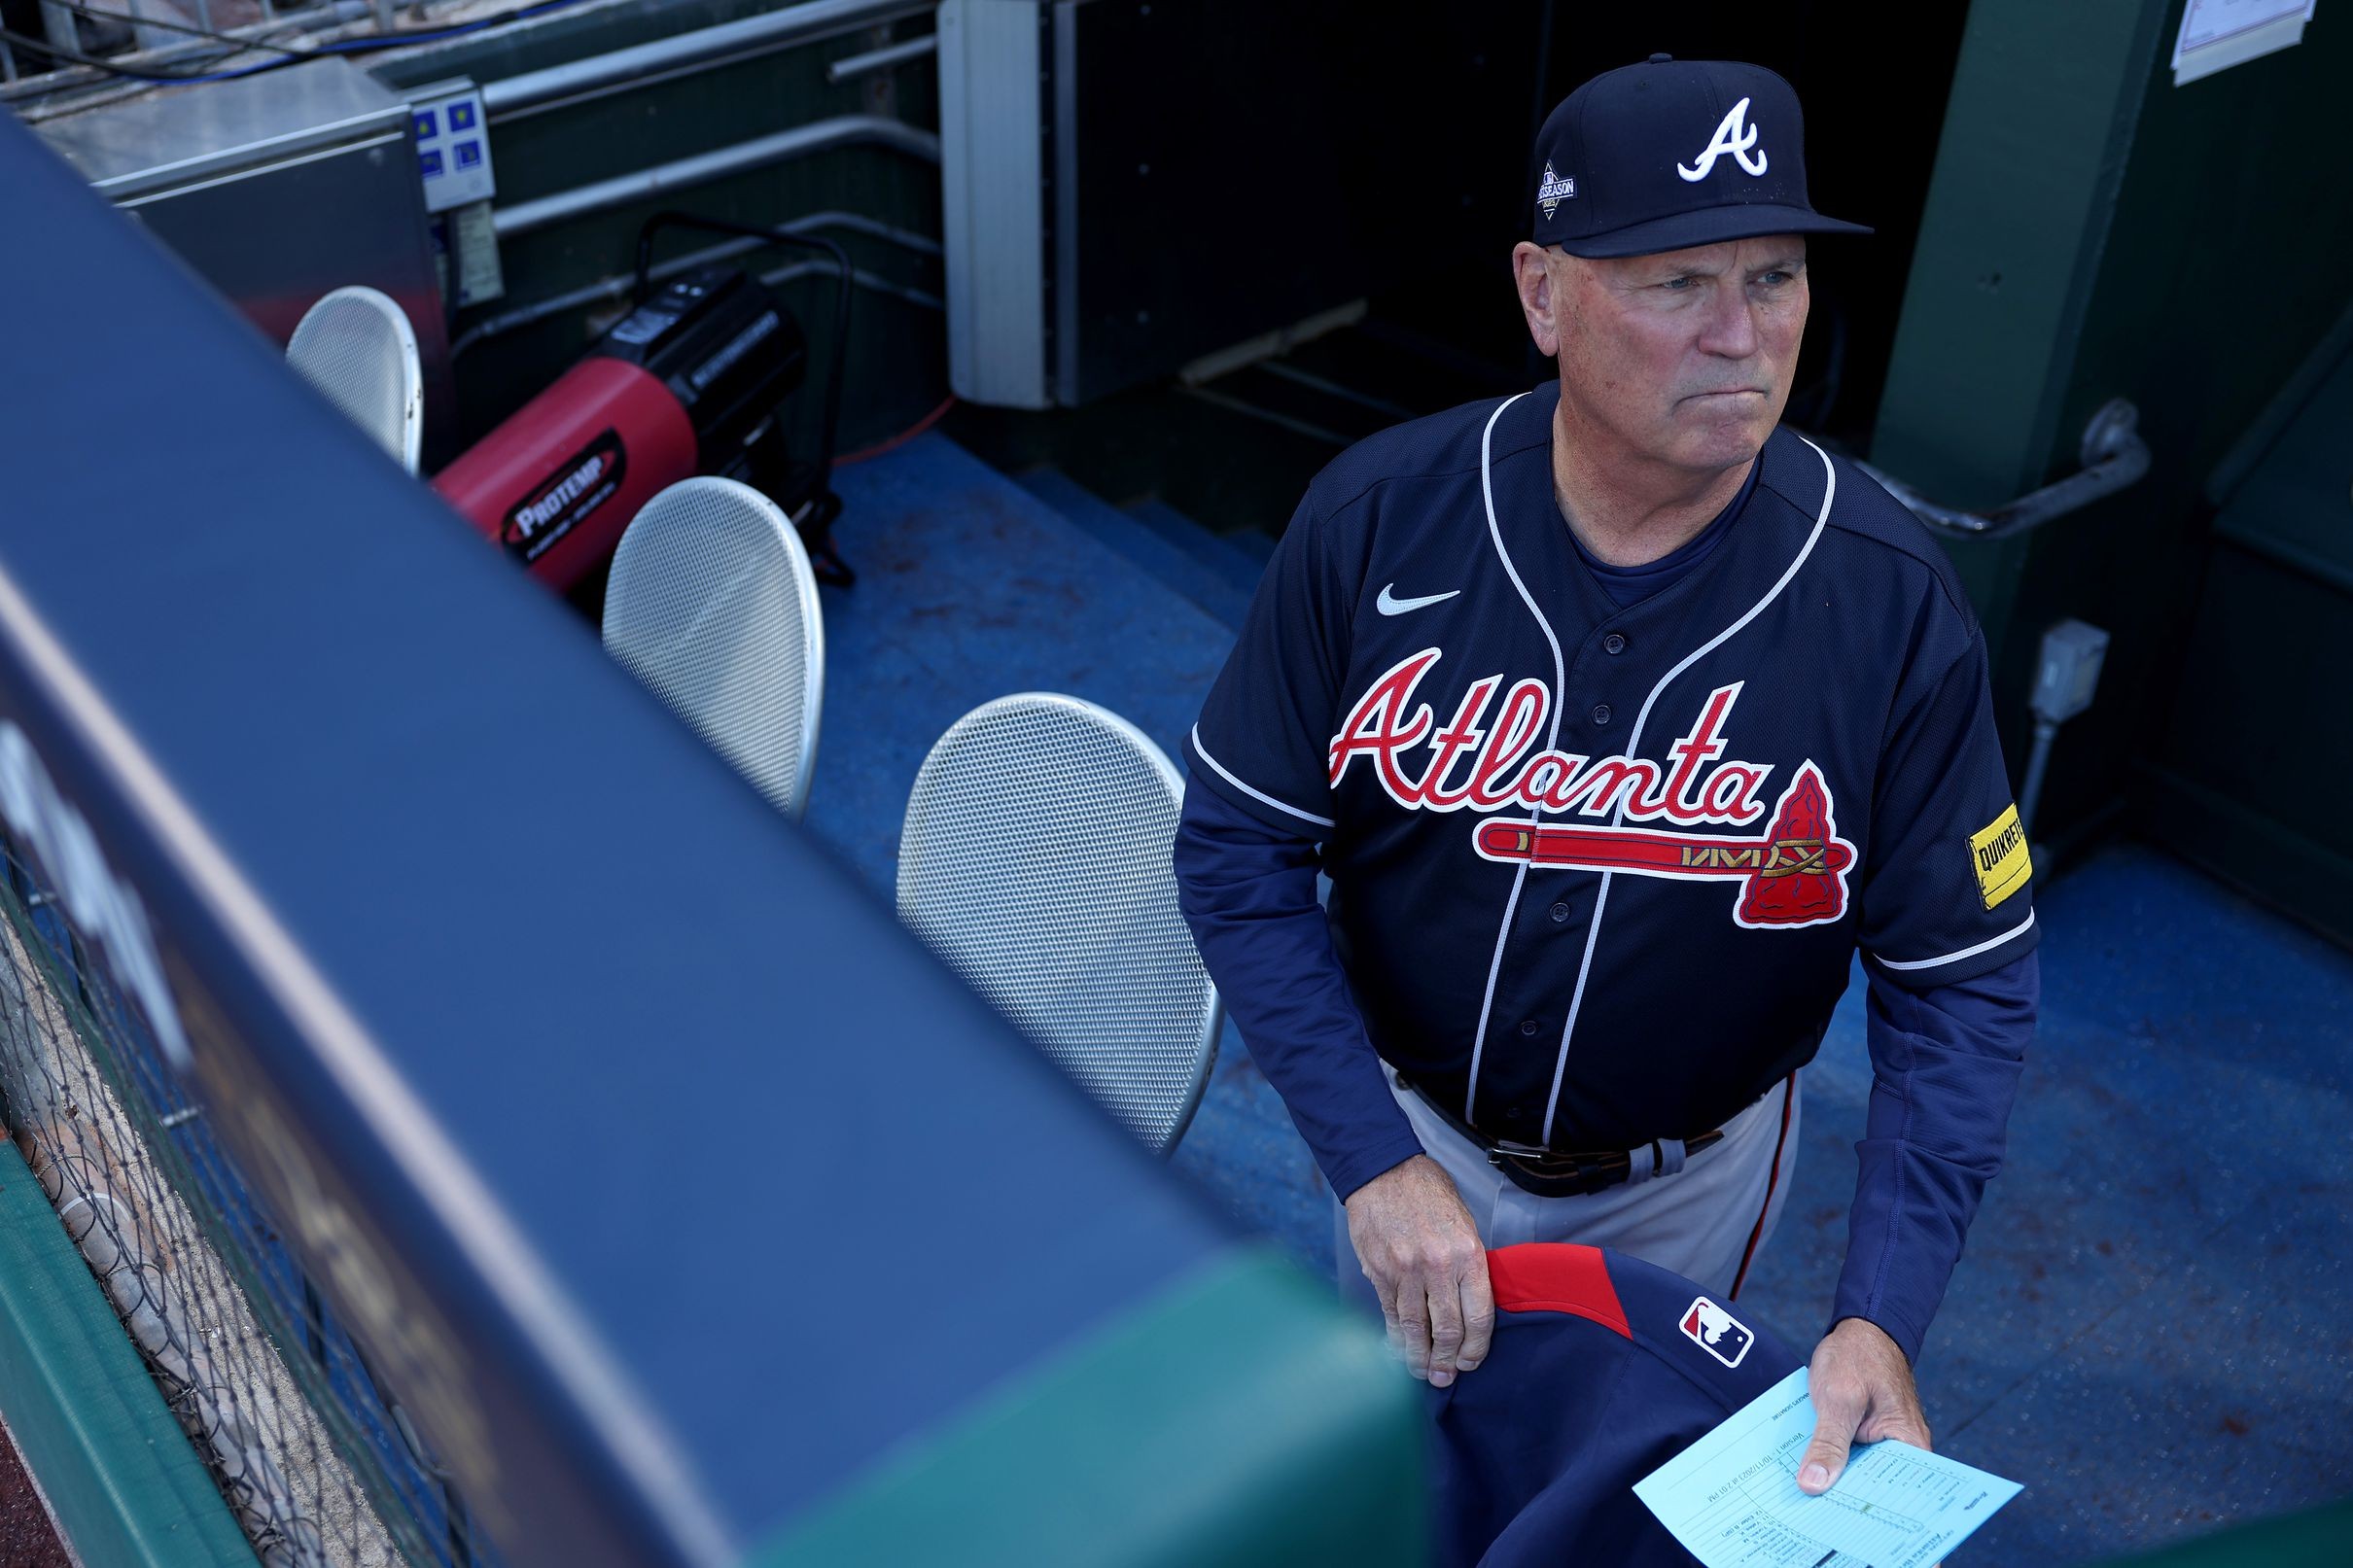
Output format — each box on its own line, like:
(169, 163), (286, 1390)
(0, 833), (497, 1568)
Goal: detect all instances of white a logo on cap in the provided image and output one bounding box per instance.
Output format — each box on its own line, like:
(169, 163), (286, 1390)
(1678, 97), (1769, 182)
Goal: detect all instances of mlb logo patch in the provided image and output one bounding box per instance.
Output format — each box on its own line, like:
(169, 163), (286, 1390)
(1679, 1296), (1753, 1369)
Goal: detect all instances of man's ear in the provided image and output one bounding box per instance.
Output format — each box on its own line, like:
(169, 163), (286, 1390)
(1511, 243), (1563, 360)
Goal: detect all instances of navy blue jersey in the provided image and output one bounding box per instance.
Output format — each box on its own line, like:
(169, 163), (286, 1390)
(1188, 383), (2037, 1152)
(1429, 1242), (1804, 1567)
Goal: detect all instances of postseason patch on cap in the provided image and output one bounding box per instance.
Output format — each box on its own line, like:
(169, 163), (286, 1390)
(1678, 1296), (1754, 1369)
(1970, 804), (2031, 911)
(1535, 159), (1577, 220)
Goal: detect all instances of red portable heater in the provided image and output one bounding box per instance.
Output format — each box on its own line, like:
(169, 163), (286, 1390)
(432, 214), (853, 594)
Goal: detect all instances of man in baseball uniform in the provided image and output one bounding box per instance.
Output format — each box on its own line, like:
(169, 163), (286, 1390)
(1173, 54), (2037, 1497)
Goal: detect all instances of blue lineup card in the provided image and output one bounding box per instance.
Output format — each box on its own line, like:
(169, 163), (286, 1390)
(1633, 1368), (2021, 1567)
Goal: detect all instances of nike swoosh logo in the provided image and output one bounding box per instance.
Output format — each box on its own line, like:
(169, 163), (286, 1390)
(1377, 584), (1461, 616)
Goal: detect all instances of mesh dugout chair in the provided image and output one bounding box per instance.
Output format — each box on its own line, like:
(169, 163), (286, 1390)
(897, 694), (1221, 1155)
(284, 286), (423, 474)
(602, 476), (826, 820)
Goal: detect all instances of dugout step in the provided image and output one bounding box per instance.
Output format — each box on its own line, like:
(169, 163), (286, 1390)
(1123, 493), (1274, 577)
(1016, 465), (1270, 630)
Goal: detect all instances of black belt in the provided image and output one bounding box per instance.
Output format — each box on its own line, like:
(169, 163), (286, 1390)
(1401, 1076), (1726, 1199)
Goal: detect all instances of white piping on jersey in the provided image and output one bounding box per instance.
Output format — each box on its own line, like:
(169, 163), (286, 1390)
(1463, 390), (1556, 1126)
(1538, 436), (1841, 1150)
(1874, 908), (2037, 971)
(1189, 725), (1336, 828)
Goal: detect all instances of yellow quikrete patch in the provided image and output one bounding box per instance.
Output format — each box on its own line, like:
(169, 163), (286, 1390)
(1970, 803), (2031, 910)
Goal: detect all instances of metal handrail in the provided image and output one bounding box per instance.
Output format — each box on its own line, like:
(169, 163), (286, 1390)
(1856, 398), (2149, 541)
(481, 0), (934, 122)
(491, 114), (939, 238)
(450, 212), (940, 356)
(824, 29), (934, 83)
(1, 1), (369, 105)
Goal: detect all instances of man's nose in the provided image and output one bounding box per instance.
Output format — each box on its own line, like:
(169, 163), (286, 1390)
(1695, 286), (1763, 359)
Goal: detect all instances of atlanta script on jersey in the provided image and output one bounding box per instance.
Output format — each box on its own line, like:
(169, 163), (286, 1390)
(1188, 384), (2038, 1153)
(1329, 657), (1857, 930)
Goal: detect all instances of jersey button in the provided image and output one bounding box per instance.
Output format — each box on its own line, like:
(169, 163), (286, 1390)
(1519, 1019), (1541, 1036)
(1592, 703), (1612, 726)
(1549, 901), (1571, 922)
(1602, 633), (1626, 654)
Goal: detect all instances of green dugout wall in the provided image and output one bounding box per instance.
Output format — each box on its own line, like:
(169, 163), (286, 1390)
(1872, 0), (2353, 937)
(0, 1141), (256, 1568)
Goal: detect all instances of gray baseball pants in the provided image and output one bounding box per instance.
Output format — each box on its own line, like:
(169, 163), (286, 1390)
(1333, 1063), (1801, 1308)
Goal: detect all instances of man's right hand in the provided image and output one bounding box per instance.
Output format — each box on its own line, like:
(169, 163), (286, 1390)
(1344, 1154), (1494, 1387)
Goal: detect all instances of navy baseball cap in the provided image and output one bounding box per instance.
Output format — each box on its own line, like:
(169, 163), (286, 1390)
(1530, 54), (1872, 259)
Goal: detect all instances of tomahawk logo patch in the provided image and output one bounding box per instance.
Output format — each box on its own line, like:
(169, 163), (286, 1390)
(1679, 1296), (1753, 1368)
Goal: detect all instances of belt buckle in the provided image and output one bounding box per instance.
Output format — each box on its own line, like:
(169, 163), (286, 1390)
(1489, 1142), (1625, 1198)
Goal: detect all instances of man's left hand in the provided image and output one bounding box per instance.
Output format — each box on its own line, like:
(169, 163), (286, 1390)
(1797, 1317), (1930, 1495)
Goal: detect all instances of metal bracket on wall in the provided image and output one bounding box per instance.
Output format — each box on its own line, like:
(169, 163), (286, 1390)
(1857, 398), (2149, 541)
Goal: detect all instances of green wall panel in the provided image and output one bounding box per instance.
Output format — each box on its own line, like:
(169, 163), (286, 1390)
(1872, 0), (2353, 863)
(749, 1246), (1426, 1568)
(0, 1141), (258, 1568)
(2208, 319), (2353, 592)
(1874, 0), (2171, 512)
(2143, 533), (2353, 949)
(2091, 1497), (2353, 1568)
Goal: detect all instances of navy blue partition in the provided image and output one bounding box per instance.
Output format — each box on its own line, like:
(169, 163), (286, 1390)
(0, 114), (1251, 1567)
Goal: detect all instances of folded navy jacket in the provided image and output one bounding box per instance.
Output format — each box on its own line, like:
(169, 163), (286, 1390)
(1429, 1243), (1804, 1567)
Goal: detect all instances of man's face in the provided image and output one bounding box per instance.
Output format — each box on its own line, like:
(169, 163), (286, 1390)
(1515, 235), (1809, 473)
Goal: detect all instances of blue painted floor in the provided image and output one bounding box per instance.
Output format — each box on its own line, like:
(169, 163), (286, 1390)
(1738, 851), (2353, 1564)
(813, 435), (2353, 1566)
